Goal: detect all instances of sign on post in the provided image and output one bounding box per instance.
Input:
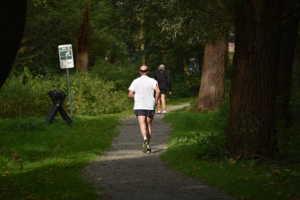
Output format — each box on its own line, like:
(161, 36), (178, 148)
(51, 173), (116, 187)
(58, 44), (74, 69)
(58, 44), (74, 117)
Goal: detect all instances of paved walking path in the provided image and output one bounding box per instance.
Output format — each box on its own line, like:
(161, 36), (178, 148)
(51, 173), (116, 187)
(82, 103), (236, 200)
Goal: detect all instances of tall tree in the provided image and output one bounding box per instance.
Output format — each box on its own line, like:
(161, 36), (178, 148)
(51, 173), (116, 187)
(197, 36), (228, 109)
(276, 1), (300, 127)
(158, 1), (233, 109)
(76, 4), (90, 72)
(226, 0), (283, 158)
(293, 31), (300, 69)
(0, 0), (27, 89)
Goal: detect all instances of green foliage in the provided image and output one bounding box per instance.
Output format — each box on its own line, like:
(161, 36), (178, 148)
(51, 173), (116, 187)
(213, 99), (230, 131)
(91, 59), (140, 91)
(163, 110), (228, 161)
(176, 132), (228, 160)
(0, 68), (131, 118)
(14, 0), (129, 73)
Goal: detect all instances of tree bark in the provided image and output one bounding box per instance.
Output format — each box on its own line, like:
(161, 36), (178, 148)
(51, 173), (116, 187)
(226, 0), (283, 158)
(293, 33), (300, 69)
(0, 0), (27, 89)
(276, 2), (300, 127)
(196, 37), (228, 109)
(76, 5), (89, 72)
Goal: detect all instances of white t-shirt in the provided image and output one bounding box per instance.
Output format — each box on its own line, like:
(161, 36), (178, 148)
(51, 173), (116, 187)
(128, 75), (158, 110)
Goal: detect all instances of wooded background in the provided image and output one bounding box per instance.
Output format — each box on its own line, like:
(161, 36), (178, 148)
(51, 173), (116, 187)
(1, 0), (300, 159)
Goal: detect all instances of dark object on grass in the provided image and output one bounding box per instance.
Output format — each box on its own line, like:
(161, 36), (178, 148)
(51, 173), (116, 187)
(45, 90), (72, 125)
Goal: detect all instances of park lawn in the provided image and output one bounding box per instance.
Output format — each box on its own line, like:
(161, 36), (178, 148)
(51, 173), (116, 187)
(0, 114), (123, 199)
(161, 108), (300, 200)
(0, 97), (192, 199)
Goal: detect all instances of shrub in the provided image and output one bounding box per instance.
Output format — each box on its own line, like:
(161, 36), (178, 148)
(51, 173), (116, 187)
(0, 68), (131, 118)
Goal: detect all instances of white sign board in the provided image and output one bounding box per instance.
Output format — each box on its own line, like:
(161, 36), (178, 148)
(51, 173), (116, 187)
(58, 44), (74, 69)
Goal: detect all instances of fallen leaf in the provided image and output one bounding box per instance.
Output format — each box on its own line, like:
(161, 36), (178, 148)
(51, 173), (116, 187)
(229, 158), (236, 164)
(105, 193), (111, 197)
(97, 178), (103, 180)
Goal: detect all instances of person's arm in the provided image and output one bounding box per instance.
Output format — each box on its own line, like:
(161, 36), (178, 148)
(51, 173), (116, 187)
(154, 84), (160, 105)
(128, 90), (135, 98)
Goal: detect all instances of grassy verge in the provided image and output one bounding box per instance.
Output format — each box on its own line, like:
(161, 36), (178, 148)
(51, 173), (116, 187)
(0, 97), (193, 199)
(161, 108), (300, 200)
(0, 115), (122, 199)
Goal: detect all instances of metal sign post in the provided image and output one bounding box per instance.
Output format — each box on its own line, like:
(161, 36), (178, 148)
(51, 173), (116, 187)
(58, 44), (74, 117)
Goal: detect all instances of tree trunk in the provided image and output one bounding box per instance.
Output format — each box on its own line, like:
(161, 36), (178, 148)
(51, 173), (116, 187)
(226, 0), (283, 158)
(196, 37), (228, 109)
(0, 0), (27, 89)
(76, 5), (89, 72)
(293, 33), (300, 69)
(276, 2), (300, 127)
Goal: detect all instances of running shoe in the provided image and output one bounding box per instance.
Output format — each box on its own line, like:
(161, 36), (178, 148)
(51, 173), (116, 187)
(142, 139), (148, 153)
(146, 149), (151, 154)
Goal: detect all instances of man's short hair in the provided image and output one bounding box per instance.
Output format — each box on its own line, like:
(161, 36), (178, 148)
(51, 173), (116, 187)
(159, 64), (165, 69)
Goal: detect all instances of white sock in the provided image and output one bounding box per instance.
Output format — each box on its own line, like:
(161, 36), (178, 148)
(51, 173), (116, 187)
(157, 111), (161, 113)
(144, 137), (147, 141)
(147, 144), (150, 149)
(163, 110), (166, 113)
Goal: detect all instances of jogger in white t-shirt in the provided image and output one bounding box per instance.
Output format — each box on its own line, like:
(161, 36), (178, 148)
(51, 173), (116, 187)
(128, 66), (160, 153)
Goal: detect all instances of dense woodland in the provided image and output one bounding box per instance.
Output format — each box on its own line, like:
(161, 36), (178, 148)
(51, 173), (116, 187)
(1, 0), (300, 159)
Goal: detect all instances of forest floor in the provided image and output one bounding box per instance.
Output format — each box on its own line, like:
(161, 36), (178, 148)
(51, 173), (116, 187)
(82, 103), (237, 200)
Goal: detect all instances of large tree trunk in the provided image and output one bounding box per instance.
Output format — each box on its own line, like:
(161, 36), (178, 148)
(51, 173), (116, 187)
(196, 37), (228, 109)
(76, 5), (89, 72)
(226, 0), (283, 158)
(293, 32), (300, 69)
(276, 2), (300, 127)
(0, 0), (27, 89)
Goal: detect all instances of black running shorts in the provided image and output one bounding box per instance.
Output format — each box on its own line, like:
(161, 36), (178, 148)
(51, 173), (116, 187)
(134, 109), (155, 116)
(160, 89), (167, 94)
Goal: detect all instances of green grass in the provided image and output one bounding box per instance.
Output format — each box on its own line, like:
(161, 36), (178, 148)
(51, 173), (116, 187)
(161, 108), (300, 200)
(166, 96), (196, 106)
(0, 97), (193, 199)
(0, 115), (121, 199)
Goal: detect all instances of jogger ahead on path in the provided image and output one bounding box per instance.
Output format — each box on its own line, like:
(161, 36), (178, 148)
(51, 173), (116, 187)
(128, 65), (160, 153)
(153, 64), (172, 115)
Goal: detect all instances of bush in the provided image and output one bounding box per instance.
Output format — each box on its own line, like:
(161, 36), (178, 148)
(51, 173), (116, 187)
(0, 68), (131, 118)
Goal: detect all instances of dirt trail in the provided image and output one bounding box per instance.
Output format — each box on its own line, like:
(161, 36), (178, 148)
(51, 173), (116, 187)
(82, 103), (236, 200)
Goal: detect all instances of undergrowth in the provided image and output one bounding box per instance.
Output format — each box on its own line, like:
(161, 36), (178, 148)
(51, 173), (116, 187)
(0, 68), (131, 118)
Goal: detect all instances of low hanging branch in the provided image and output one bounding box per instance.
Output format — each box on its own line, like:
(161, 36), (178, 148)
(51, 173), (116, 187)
(76, 4), (89, 72)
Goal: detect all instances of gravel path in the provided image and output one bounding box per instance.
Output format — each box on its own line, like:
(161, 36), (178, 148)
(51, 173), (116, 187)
(82, 103), (236, 200)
